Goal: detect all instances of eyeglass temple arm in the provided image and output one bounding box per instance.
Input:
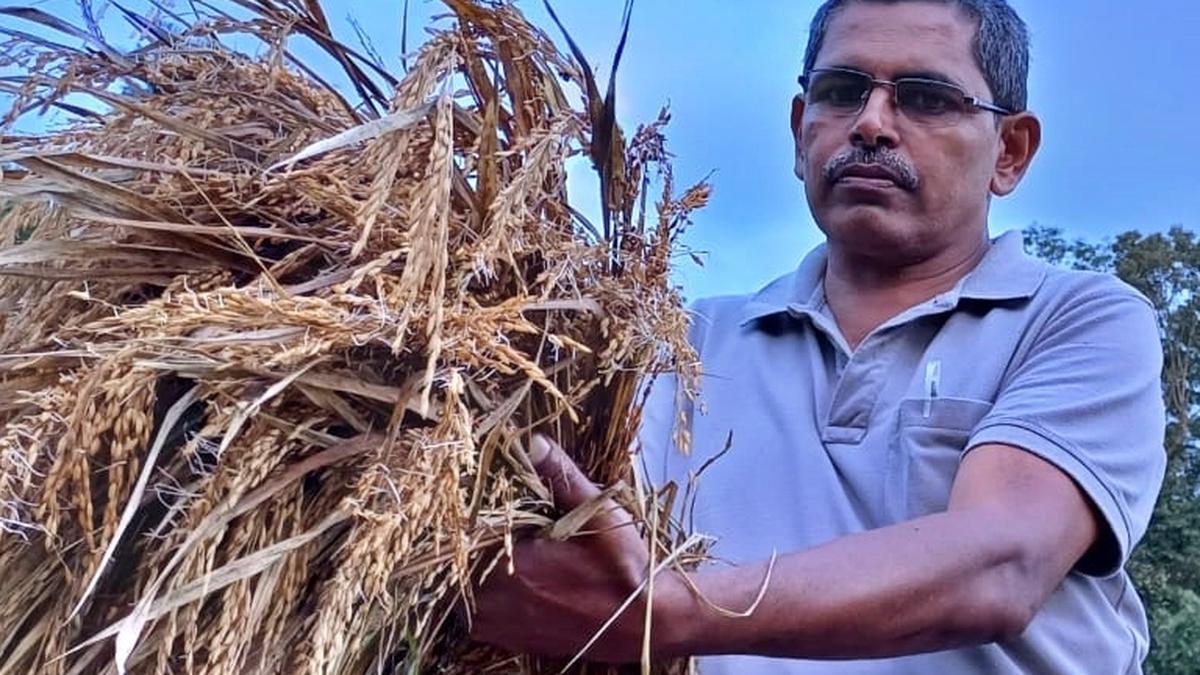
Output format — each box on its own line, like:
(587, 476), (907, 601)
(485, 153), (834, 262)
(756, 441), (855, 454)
(966, 96), (1013, 115)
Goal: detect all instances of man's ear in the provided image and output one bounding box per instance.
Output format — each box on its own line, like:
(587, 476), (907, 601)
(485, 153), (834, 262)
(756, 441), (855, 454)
(792, 94), (807, 181)
(991, 111), (1041, 196)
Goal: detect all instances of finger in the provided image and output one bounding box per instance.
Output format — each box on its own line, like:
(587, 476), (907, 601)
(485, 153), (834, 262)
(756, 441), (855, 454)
(529, 433), (602, 511)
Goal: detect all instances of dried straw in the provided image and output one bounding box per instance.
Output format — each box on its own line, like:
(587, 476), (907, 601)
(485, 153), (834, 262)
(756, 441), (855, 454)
(0, 1), (708, 674)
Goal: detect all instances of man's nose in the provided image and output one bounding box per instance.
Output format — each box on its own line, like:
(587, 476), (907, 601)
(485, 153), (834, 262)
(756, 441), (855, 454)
(850, 86), (899, 149)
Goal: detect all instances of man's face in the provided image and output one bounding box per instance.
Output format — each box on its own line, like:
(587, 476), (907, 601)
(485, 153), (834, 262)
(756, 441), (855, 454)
(793, 1), (1019, 264)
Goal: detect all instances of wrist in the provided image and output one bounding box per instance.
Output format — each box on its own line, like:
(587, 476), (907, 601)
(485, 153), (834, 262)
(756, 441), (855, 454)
(650, 569), (710, 659)
(653, 560), (780, 659)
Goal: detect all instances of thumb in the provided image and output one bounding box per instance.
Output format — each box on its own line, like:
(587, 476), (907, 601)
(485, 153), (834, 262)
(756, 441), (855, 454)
(529, 434), (601, 511)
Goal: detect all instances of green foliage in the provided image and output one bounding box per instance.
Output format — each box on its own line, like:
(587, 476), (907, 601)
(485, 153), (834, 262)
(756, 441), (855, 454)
(1025, 225), (1200, 675)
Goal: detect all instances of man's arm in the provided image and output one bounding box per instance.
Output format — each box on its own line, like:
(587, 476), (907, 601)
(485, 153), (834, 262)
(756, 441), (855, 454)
(661, 441), (1097, 659)
(471, 437), (1097, 662)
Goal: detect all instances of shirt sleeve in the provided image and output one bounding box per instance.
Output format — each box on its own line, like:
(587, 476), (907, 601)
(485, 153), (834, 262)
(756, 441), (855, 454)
(967, 277), (1167, 577)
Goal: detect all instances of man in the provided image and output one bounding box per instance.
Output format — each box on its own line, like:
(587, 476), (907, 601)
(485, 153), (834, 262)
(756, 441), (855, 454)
(471, 1), (1167, 672)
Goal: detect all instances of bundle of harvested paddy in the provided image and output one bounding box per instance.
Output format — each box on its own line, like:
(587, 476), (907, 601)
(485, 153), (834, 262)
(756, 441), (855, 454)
(0, 1), (709, 673)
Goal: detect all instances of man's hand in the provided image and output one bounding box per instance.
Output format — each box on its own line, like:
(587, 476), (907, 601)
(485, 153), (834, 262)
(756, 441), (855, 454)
(470, 435), (688, 663)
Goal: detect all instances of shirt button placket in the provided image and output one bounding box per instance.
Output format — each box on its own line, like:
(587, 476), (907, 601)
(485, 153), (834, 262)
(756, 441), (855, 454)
(823, 332), (891, 445)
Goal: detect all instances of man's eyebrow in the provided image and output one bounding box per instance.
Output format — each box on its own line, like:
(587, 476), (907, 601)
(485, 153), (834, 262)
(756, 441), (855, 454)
(896, 70), (963, 86)
(821, 64), (966, 88)
(823, 63), (869, 74)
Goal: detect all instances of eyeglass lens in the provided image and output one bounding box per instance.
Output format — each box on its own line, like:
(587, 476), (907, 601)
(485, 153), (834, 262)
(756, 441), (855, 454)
(806, 70), (971, 122)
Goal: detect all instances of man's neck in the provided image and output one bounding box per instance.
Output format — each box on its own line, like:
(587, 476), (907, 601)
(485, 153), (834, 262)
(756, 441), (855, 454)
(823, 235), (991, 350)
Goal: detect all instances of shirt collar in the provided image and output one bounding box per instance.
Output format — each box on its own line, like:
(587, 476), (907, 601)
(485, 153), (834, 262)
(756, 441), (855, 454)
(738, 229), (1047, 327)
(738, 241), (829, 326)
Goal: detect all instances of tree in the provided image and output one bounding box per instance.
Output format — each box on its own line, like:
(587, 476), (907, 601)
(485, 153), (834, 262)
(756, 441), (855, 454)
(1025, 225), (1200, 675)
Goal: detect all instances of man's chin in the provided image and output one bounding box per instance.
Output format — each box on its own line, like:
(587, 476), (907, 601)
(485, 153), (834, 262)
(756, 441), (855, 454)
(817, 211), (933, 264)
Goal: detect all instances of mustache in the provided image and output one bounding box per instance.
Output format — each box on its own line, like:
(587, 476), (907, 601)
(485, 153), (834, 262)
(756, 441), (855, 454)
(823, 147), (921, 191)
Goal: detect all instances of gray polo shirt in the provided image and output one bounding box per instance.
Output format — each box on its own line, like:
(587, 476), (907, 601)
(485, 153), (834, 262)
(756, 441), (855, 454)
(638, 230), (1167, 674)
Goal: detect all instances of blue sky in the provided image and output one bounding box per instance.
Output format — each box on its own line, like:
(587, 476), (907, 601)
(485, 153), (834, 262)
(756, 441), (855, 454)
(9, 1), (1200, 299)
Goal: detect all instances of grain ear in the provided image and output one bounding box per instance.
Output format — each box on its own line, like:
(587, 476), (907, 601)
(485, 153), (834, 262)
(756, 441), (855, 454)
(0, 2), (710, 673)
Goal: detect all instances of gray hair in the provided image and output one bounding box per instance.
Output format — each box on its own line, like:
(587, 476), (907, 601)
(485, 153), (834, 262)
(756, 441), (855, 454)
(802, 0), (1030, 112)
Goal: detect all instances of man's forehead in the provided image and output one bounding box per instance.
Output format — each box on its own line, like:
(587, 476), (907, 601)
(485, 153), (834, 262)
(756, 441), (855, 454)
(815, 2), (982, 83)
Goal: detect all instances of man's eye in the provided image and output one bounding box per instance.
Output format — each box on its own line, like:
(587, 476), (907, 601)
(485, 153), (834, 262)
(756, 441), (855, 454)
(900, 84), (961, 115)
(824, 84), (864, 106)
(811, 76), (866, 108)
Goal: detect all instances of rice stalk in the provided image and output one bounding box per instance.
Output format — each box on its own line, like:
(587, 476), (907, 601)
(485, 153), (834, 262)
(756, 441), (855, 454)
(0, 2), (708, 673)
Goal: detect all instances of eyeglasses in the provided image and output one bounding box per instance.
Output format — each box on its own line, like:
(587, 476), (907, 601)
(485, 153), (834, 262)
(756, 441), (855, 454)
(798, 67), (1014, 125)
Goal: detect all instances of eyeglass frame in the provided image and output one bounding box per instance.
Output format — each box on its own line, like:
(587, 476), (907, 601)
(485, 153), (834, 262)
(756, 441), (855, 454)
(796, 66), (1015, 119)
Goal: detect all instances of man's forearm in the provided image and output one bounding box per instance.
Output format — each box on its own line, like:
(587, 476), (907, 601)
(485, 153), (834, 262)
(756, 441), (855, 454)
(654, 508), (1044, 660)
